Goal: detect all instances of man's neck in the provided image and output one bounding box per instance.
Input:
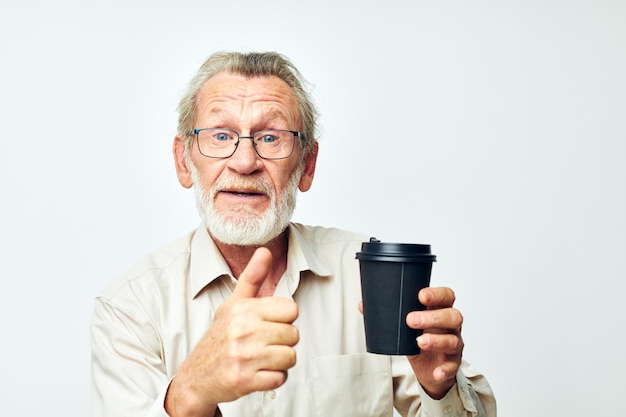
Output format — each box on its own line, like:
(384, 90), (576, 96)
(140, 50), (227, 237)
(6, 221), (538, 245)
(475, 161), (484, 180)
(212, 229), (290, 296)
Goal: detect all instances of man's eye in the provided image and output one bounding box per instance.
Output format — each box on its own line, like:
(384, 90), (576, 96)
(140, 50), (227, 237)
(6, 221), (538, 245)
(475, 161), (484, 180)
(214, 132), (231, 141)
(259, 134), (277, 143)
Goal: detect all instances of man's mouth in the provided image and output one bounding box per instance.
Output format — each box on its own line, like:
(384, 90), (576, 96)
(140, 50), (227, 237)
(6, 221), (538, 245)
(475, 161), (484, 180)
(213, 176), (272, 201)
(220, 188), (267, 197)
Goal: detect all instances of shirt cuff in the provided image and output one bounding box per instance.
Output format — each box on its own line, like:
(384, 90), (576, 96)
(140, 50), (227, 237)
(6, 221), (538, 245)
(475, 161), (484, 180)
(418, 369), (480, 417)
(147, 378), (173, 417)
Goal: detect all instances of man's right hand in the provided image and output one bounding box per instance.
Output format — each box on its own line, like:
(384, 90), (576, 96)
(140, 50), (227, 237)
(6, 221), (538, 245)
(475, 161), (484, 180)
(165, 247), (300, 417)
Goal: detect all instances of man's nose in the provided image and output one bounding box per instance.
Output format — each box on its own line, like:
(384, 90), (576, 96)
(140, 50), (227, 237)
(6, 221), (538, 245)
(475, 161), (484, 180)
(227, 136), (263, 174)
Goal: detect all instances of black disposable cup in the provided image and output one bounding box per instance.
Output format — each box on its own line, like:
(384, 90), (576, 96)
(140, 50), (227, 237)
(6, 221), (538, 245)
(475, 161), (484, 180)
(356, 237), (436, 355)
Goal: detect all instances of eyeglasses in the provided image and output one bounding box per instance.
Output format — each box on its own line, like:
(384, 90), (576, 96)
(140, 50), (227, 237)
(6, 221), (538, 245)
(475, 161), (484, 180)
(192, 128), (303, 160)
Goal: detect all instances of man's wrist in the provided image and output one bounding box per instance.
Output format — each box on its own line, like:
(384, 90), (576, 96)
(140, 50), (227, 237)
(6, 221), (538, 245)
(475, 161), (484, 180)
(418, 379), (464, 415)
(164, 377), (218, 417)
(420, 377), (457, 400)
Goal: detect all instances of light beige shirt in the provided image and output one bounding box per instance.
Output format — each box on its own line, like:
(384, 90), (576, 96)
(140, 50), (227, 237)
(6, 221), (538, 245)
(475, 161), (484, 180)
(91, 223), (496, 417)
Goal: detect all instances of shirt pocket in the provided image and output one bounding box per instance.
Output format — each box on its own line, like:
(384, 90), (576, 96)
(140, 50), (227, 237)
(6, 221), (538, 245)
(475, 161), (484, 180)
(311, 353), (393, 417)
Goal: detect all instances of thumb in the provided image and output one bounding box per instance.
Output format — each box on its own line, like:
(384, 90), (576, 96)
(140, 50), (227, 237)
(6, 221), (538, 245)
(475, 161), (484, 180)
(231, 247), (273, 299)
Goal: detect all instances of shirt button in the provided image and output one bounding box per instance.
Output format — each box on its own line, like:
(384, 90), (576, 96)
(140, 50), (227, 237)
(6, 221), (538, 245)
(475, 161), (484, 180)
(269, 390), (277, 399)
(443, 405), (452, 414)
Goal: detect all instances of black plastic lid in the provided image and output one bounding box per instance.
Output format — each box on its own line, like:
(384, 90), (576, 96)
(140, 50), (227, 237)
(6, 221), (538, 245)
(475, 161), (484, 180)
(356, 237), (437, 263)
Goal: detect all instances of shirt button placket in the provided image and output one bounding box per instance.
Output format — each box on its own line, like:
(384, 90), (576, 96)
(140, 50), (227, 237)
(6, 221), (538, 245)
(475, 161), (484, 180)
(262, 390), (277, 417)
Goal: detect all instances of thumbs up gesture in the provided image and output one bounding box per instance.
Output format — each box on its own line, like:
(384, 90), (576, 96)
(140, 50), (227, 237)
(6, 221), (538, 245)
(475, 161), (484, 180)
(165, 248), (300, 416)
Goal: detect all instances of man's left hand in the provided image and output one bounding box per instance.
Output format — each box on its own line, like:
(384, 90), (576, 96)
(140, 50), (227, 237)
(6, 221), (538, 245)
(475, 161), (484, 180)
(405, 287), (464, 399)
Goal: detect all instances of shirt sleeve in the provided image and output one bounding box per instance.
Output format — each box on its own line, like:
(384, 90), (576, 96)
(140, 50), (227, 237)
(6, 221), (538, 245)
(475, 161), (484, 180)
(91, 296), (171, 417)
(392, 358), (497, 417)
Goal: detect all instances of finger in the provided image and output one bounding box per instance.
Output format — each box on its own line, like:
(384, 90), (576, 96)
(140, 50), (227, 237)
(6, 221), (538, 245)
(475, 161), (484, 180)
(232, 247), (272, 299)
(432, 362), (461, 383)
(416, 333), (463, 355)
(256, 297), (299, 323)
(406, 308), (463, 330)
(256, 345), (298, 371)
(250, 369), (289, 392)
(418, 287), (456, 309)
(256, 321), (300, 346)
(246, 347), (297, 392)
(357, 301), (363, 315)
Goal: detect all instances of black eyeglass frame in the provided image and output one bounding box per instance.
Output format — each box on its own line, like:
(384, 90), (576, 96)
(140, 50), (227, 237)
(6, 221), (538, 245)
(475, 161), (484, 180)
(191, 128), (304, 160)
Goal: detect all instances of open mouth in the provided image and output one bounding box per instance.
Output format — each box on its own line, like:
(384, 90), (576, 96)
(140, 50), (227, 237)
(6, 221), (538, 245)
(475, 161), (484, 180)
(221, 189), (266, 197)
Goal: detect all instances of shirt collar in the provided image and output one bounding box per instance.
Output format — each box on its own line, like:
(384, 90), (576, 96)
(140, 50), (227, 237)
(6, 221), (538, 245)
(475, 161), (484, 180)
(189, 223), (333, 299)
(189, 225), (232, 298)
(286, 223), (332, 278)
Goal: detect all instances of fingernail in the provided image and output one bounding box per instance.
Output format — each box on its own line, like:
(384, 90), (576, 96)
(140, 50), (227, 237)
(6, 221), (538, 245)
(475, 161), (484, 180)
(410, 315), (422, 327)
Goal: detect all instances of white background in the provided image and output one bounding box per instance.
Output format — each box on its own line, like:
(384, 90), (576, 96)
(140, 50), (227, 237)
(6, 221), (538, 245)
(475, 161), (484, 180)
(1, 1), (625, 416)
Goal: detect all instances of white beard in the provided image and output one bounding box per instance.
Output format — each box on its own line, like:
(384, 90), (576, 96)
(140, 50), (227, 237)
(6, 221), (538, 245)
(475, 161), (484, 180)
(189, 161), (303, 246)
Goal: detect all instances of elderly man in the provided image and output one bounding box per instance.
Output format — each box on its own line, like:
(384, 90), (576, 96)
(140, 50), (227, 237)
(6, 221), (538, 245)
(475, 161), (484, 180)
(91, 51), (496, 417)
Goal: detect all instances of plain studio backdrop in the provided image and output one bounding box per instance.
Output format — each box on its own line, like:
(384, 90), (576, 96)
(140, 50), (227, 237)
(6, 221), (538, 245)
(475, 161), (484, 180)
(1, 1), (625, 416)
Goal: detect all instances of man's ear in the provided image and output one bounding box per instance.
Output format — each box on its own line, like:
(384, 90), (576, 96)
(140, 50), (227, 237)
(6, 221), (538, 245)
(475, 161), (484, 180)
(298, 141), (318, 192)
(173, 135), (194, 189)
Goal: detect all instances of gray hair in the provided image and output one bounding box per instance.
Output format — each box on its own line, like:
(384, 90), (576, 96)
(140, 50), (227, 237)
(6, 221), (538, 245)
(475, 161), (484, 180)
(177, 51), (318, 159)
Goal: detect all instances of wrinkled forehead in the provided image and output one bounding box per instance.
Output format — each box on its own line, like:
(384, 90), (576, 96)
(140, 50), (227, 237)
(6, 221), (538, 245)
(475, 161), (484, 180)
(196, 72), (301, 125)
(199, 72), (297, 106)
